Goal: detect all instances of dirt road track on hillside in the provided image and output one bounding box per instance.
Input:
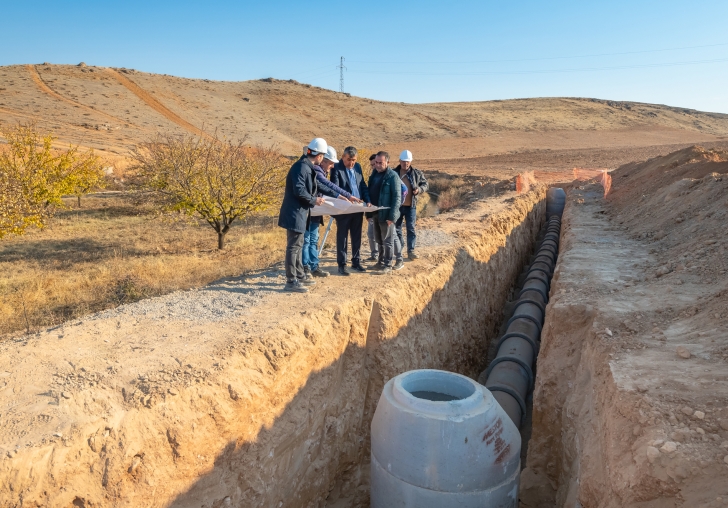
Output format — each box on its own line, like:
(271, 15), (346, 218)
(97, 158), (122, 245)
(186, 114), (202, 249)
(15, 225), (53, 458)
(104, 68), (210, 138)
(26, 64), (124, 125)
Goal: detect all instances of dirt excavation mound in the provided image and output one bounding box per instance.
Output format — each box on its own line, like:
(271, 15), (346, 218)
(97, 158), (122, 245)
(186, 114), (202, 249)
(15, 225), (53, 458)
(0, 187), (548, 507)
(6, 60), (728, 508)
(522, 146), (728, 507)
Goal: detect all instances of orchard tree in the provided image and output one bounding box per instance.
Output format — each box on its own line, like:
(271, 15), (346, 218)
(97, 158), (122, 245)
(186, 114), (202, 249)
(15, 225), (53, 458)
(0, 123), (103, 239)
(71, 162), (106, 208)
(133, 133), (287, 249)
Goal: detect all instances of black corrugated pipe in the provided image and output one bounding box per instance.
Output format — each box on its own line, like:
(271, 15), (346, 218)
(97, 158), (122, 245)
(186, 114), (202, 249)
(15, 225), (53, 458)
(478, 189), (564, 428)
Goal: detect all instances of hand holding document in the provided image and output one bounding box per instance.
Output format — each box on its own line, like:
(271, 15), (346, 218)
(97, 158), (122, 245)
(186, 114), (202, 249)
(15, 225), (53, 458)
(311, 199), (387, 217)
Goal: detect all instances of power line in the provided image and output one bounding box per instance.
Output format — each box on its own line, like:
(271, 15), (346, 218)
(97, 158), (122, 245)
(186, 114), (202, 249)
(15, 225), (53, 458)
(289, 65), (336, 79)
(347, 56), (728, 77)
(347, 41), (728, 65)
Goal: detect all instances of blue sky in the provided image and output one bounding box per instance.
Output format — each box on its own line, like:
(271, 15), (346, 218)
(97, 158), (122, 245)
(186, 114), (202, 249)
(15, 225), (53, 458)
(3, 0), (728, 112)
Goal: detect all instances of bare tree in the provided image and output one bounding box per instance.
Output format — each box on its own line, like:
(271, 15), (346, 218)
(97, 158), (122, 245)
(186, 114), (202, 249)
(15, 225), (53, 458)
(133, 133), (287, 249)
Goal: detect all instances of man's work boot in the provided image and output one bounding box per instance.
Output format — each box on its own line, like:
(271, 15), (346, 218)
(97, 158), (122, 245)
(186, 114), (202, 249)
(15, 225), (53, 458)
(311, 268), (329, 277)
(300, 277), (316, 286)
(393, 260), (405, 271)
(284, 280), (309, 293)
(408, 252), (419, 260)
(338, 266), (351, 276)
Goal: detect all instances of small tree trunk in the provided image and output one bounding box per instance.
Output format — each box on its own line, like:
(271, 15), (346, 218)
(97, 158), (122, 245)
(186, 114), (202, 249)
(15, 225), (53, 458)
(77, 195), (82, 208)
(217, 231), (226, 250)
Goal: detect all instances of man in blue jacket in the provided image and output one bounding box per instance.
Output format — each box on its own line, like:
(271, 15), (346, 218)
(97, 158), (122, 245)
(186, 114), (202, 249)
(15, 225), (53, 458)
(329, 146), (372, 276)
(302, 146), (358, 278)
(278, 138), (326, 292)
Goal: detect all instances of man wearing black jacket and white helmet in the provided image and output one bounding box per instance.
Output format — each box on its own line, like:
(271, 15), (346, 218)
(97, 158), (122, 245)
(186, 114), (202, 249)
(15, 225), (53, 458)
(394, 149), (428, 260)
(278, 138), (326, 293)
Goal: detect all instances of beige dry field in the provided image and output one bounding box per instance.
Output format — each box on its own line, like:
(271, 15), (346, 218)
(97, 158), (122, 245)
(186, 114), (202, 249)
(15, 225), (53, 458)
(3, 63), (728, 338)
(2, 63), (728, 508)
(0, 194), (286, 336)
(2, 63), (728, 157)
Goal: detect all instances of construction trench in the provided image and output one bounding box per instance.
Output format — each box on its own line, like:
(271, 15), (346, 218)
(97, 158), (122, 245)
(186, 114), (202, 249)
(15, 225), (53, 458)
(2, 148), (728, 507)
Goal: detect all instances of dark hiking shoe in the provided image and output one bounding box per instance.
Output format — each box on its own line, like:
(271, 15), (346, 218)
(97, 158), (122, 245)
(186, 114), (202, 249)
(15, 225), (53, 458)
(304, 266), (311, 276)
(338, 266), (351, 276)
(284, 280), (308, 293)
(311, 268), (329, 277)
(300, 277), (316, 286)
(408, 252), (419, 260)
(352, 264), (367, 272)
(393, 260), (405, 271)
(370, 262), (385, 271)
(369, 255), (378, 261)
(379, 266), (392, 274)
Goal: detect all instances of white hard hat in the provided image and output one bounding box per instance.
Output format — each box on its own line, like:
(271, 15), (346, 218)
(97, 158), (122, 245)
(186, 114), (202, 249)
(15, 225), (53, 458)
(400, 150), (413, 162)
(324, 146), (338, 163)
(307, 137), (328, 155)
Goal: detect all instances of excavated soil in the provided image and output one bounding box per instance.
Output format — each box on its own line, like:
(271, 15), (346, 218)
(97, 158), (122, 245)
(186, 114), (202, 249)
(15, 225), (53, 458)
(0, 186), (546, 507)
(522, 146), (728, 507)
(5, 61), (728, 508)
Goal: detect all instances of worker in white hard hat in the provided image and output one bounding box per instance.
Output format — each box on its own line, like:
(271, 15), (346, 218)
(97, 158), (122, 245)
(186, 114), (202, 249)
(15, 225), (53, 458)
(302, 146), (361, 278)
(278, 138), (327, 292)
(394, 149), (428, 260)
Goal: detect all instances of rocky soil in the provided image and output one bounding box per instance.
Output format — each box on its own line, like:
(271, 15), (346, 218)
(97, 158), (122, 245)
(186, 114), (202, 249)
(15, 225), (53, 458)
(522, 146), (728, 507)
(0, 184), (546, 507)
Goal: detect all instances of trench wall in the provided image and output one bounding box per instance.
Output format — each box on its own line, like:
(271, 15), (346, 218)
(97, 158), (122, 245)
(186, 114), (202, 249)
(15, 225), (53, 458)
(520, 194), (618, 507)
(520, 188), (709, 508)
(0, 190), (545, 508)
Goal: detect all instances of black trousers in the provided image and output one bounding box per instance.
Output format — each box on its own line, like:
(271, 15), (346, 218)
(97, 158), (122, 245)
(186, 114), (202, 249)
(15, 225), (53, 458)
(285, 229), (305, 282)
(373, 218), (395, 266)
(335, 212), (363, 268)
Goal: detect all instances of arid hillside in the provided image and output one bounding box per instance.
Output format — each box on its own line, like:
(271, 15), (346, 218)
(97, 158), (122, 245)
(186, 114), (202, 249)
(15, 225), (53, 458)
(1, 63), (728, 158)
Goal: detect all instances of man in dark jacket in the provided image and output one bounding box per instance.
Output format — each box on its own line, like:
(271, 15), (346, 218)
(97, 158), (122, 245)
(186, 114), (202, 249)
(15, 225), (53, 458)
(368, 151), (402, 274)
(329, 146), (372, 276)
(302, 146), (357, 278)
(394, 150), (428, 260)
(278, 138), (326, 292)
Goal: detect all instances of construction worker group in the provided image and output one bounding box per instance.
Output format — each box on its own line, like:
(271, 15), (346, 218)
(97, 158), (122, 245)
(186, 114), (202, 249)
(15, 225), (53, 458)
(278, 138), (428, 293)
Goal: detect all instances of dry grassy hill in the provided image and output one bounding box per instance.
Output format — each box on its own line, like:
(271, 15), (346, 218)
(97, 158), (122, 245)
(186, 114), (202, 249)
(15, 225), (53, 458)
(1, 63), (728, 158)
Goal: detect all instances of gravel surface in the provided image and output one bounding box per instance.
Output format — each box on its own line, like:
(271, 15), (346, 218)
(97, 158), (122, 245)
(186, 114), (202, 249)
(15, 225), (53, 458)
(88, 226), (453, 324)
(92, 273), (275, 323)
(414, 228), (456, 248)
